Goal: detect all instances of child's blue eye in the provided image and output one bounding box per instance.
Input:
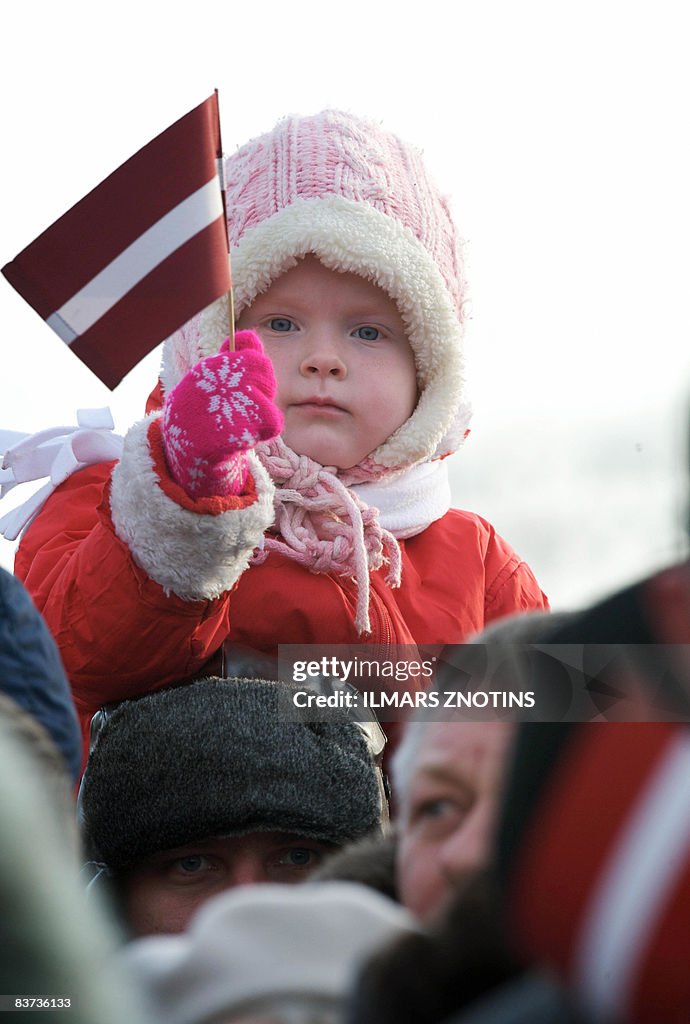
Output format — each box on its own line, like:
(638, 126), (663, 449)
(269, 318), (295, 332)
(353, 326), (381, 341)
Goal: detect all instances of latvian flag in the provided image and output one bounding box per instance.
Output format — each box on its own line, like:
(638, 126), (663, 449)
(2, 92), (230, 389)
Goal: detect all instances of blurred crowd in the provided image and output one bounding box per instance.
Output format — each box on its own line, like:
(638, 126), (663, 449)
(2, 544), (689, 1023)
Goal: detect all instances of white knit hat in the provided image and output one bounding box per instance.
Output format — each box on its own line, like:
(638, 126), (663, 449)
(161, 110), (470, 477)
(121, 881), (418, 1024)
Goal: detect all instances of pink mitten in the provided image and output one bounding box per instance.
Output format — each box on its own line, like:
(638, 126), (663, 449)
(161, 330), (283, 498)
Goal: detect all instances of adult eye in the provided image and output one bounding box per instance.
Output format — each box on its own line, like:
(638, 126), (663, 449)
(279, 847), (321, 867)
(409, 796), (468, 835)
(269, 317), (295, 333)
(171, 854), (211, 875)
(418, 798), (456, 820)
(353, 325), (381, 341)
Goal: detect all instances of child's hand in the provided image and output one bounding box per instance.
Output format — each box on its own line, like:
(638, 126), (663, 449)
(161, 330), (283, 498)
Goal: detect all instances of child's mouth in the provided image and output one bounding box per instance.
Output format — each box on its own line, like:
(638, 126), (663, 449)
(293, 399), (348, 415)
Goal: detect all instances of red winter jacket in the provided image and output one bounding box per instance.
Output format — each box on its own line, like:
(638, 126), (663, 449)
(15, 415), (548, 759)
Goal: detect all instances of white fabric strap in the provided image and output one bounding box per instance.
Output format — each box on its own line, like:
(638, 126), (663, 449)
(0, 409), (124, 541)
(351, 459), (452, 539)
(1, 418), (452, 545)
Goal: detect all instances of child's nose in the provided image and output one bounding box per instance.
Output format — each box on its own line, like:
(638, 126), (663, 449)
(299, 337), (347, 379)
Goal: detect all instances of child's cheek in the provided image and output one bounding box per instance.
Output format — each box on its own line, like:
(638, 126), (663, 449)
(268, 369), (286, 412)
(262, 348), (289, 411)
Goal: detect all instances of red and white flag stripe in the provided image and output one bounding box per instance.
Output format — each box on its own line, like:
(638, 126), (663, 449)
(46, 178), (224, 342)
(572, 729), (690, 1020)
(2, 92), (230, 389)
(509, 723), (690, 1024)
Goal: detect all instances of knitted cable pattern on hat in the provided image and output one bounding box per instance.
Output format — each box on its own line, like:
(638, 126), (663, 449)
(252, 437), (401, 635)
(226, 111), (465, 318)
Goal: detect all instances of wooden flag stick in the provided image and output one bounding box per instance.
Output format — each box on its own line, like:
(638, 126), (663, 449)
(212, 88), (235, 353)
(226, 287), (236, 351)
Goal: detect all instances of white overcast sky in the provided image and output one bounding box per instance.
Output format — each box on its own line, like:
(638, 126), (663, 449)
(2, 1), (689, 608)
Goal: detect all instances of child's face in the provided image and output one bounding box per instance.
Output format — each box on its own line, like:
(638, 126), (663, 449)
(236, 256), (418, 469)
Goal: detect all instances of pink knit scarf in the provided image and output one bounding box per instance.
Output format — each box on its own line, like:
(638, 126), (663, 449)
(252, 437), (402, 634)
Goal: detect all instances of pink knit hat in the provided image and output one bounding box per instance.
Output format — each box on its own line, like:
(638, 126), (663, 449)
(162, 110), (470, 474)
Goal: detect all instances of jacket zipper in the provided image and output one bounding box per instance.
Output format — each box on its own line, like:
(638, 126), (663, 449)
(367, 582), (395, 656)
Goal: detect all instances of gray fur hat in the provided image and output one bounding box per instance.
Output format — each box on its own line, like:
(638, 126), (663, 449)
(80, 677), (382, 873)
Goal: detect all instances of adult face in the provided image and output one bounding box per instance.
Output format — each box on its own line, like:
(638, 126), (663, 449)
(396, 721), (514, 923)
(120, 831), (336, 936)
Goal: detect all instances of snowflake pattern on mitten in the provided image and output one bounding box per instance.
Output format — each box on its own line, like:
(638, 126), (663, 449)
(161, 331), (283, 498)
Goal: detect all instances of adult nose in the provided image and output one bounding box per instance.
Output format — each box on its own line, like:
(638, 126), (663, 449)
(299, 332), (347, 379)
(225, 852), (269, 888)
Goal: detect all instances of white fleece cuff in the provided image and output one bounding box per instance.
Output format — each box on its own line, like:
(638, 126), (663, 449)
(110, 415), (275, 601)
